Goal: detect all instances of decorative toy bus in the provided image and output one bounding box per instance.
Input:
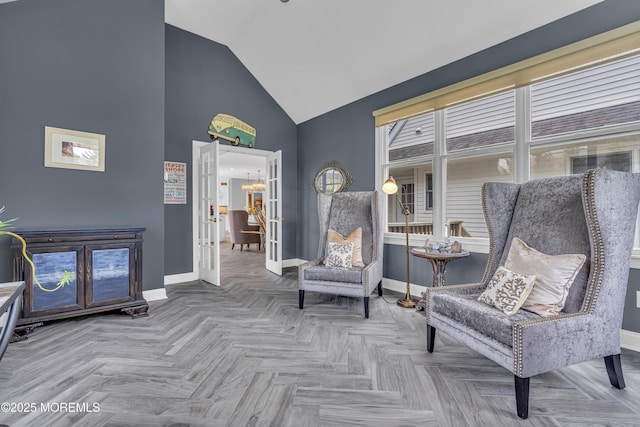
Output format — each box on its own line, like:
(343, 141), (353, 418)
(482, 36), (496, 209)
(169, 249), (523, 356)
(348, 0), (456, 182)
(207, 114), (257, 148)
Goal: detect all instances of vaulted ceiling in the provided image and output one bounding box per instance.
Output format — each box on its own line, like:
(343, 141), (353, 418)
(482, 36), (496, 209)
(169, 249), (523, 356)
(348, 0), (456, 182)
(166, 0), (602, 124)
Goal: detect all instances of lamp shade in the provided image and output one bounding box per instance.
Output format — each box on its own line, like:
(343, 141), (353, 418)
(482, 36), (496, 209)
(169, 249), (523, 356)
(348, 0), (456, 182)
(382, 176), (399, 195)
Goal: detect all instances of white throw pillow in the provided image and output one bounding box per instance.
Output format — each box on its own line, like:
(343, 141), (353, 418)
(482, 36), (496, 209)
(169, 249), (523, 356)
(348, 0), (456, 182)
(505, 237), (586, 316)
(325, 242), (354, 268)
(478, 266), (536, 316)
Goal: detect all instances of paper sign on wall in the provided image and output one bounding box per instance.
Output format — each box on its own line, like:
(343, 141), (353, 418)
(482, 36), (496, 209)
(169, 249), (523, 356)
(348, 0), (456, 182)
(164, 161), (187, 204)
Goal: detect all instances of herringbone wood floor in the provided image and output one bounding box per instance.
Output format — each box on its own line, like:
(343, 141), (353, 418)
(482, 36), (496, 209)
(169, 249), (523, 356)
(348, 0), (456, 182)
(1, 240), (640, 426)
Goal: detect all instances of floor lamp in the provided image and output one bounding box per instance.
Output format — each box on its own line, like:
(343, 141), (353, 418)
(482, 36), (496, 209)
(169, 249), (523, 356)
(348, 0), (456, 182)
(382, 176), (415, 308)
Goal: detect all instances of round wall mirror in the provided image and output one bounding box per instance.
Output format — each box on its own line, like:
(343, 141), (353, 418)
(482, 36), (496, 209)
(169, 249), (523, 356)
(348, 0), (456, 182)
(312, 161), (353, 194)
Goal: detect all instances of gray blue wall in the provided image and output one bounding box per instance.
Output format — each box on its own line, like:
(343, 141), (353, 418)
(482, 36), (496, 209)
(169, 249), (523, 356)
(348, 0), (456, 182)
(164, 25), (297, 275)
(0, 0), (165, 291)
(297, 0), (640, 332)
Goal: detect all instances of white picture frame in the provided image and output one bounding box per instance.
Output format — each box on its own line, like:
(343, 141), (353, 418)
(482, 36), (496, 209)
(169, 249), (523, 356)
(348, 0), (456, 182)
(44, 126), (105, 172)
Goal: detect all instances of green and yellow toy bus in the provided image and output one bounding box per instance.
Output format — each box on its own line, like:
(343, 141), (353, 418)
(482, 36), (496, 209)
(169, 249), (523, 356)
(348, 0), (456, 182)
(207, 114), (257, 148)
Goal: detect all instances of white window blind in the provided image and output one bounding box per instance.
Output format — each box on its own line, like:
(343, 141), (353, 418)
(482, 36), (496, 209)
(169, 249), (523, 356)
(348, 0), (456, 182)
(445, 90), (515, 151)
(531, 54), (640, 138)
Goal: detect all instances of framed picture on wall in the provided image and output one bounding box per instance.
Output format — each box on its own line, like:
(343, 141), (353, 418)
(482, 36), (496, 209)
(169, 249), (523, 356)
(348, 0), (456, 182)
(44, 126), (106, 172)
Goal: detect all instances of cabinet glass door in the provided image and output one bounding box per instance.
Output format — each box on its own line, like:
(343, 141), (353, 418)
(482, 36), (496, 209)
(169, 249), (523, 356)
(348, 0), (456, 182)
(86, 244), (135, 307)
(25, 247), (84, 317)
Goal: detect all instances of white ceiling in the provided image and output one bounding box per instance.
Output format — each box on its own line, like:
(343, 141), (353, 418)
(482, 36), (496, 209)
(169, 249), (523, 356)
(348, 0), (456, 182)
(165, 0), (602, 124)
(218, 151), (266, 182)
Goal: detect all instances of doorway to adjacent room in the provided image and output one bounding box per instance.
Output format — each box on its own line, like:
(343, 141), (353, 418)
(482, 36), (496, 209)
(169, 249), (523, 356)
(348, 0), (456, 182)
(192, 140), (283, 286)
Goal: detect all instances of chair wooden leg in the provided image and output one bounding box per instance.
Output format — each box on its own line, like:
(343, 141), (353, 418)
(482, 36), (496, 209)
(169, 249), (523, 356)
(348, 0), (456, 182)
(514, 376), (530, 419)
(298, 290), (304, 309)
(605, 354), (625, 389)
(240, 244), (243, 251)
(364, 297), (369, 318)
(231, 243), (235, 250)
(426, 325), (436, 353)
(377, 281), (383, 296)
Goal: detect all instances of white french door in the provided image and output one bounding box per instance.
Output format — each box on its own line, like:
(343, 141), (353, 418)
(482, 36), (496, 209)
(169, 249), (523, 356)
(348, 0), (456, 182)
(198, 141), (220, 286)
(265, 150), (283, 275)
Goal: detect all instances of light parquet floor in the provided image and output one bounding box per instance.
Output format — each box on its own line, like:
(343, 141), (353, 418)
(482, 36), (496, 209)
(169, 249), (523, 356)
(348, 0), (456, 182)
(1, 239), (640, 426)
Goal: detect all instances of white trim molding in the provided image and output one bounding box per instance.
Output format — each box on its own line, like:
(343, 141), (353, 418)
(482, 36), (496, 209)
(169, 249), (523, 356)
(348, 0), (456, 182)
(143, 287), (168, 302)
(384, 233), (490, 254)
(164, 272), (198, 285)
(382, 277), (424, 300)
(385, 236), (640, 268)
(283, 258), (307, 268)
(621, 329), (640, 352)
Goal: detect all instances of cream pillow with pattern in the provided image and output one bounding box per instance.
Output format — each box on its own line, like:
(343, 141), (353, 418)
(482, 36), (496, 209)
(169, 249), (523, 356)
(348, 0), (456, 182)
(325, 242), (354, 268)
(327, 227), (364, 267)
(478, 266), (536, 316)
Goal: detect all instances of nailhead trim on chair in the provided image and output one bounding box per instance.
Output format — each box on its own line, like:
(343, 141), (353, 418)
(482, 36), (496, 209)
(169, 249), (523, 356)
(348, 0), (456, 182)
(512, 170), (606, 377)
(480, 182), (496, 286)
(513, 312), (592, 377)
(581, 169), (605, 314)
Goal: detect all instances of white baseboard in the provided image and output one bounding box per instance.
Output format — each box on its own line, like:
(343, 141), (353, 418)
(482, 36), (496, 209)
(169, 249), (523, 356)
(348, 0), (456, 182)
(621, 329), (640, 352)
(382, 277), (425, 299)
(143, 287), (167, 302)
(164, 272), (198, 285)
(283, 258), (307, 268)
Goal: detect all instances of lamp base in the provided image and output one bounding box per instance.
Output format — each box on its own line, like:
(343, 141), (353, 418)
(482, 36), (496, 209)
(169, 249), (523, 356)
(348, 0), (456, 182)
(397, 297), (416, 308)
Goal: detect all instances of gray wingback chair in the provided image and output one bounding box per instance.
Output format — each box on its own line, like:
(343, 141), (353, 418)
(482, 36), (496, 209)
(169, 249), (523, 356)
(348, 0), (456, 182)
(425, 169), (640, 419)
(299, 191), (383, 318)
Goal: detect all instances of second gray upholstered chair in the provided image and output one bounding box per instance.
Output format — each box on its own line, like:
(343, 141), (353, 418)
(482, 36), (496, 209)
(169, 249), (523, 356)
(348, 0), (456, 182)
(425, 169), (640, 419)
(298, 191), (383, 318)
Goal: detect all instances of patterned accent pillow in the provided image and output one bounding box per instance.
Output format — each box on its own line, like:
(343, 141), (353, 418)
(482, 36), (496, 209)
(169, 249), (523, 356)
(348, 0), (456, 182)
(478, 266), (536, 316)
(327, 228), (364, 267)
(505, 238), (586, 316)
(325, 242), (354, 268)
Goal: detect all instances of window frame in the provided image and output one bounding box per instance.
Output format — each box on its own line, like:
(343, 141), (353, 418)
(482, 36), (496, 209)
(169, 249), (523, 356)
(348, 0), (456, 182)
(424, 172), (434, 211)
(375, 51), (640, 265)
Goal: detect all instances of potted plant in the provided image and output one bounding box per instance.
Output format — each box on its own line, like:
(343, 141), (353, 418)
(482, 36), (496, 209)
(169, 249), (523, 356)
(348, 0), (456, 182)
(0, 206), (72, 292)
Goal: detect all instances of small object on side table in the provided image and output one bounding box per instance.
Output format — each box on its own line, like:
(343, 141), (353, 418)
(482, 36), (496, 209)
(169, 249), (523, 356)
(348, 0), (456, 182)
(451, 240), (462, 253)
(411, 247), (470, 311)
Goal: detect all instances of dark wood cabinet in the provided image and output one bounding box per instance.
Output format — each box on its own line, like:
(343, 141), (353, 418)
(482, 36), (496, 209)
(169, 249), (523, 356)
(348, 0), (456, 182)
(11, 228), (148, 332)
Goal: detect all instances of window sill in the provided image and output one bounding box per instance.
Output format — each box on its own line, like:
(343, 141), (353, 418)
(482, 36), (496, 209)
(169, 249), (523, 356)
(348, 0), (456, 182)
(385, 233), (640, 269)
(384, 233), (490, 253)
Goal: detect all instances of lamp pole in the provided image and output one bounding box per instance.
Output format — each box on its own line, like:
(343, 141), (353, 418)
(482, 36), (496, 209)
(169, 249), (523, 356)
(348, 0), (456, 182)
(382, 176), (415, 308)
(397, 189), (415, 308)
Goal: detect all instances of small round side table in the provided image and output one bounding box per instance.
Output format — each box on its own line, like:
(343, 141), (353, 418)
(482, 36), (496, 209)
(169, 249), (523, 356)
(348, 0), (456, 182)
(411, 247), (470, 311)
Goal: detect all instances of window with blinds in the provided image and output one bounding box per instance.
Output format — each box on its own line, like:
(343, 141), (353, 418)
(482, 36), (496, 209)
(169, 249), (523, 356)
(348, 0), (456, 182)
(376, 21), (640, 250)
(531, 55), (640, 138)
(445, 90), (515, 152)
